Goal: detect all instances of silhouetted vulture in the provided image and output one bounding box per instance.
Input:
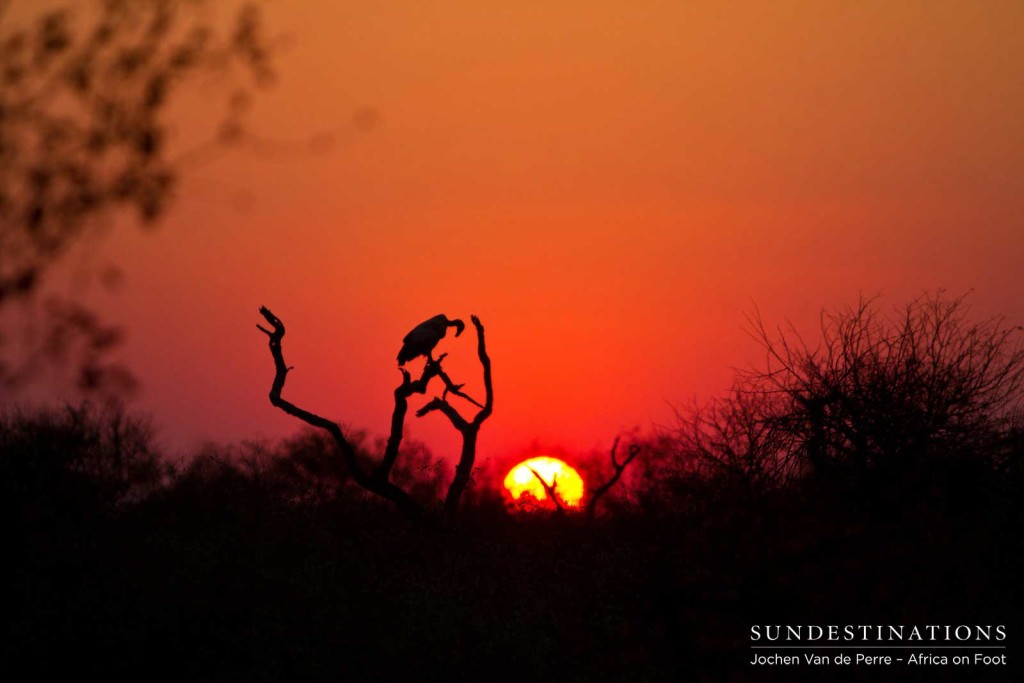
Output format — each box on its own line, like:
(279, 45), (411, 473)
(397, 314), (465, 365)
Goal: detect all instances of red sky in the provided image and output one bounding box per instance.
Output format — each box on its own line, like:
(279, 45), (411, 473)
(27, 1), (1024, 472)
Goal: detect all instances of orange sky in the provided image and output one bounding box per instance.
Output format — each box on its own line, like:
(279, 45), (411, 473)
(38, 1), (1024, 470)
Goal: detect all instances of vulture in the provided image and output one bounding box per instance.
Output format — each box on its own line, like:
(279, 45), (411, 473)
(397, 314), (465, 365)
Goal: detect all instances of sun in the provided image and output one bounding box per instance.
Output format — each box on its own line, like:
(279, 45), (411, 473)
(503, 456), (585, 510)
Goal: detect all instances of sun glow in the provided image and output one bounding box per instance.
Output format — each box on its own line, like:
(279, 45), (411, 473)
(503, 457), (585, 510)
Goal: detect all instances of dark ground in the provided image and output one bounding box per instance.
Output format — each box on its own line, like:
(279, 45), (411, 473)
(4, 422), (1021, 682)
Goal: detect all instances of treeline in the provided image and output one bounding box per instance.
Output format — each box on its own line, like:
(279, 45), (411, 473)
(0, 401), (467, 521)
(3, 293), (1022, 682)
(7, 294), (1022, 519)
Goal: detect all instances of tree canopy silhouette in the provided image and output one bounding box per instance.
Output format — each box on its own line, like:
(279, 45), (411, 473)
(661, 292), (1024, 499)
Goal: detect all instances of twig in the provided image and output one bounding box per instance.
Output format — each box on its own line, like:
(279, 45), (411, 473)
(586, 436), (641, 519)
(527, 466), (565, 514)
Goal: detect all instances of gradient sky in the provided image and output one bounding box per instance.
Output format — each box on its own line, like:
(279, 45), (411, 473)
(38, 1), (1024, 472)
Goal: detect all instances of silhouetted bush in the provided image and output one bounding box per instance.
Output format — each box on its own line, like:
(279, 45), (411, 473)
(650, 293), (1024, 512)
(0, 401), (166, 519)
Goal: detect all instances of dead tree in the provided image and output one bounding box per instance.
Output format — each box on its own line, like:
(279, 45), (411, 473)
(257, 307), (491, 517)
(586, 436), (641, 519)
(257, 306), (428, 517)
(416, 315), (493, 516)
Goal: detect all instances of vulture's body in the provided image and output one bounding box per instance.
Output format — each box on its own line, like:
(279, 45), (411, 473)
(397, 314), (464, 365)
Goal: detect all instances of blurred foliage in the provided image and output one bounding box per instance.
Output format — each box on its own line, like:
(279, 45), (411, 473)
(0, 0), (274, 398)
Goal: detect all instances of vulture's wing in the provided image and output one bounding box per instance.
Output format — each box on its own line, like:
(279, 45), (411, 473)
(402, 322), (434, 346)
(403, 315), (446, 344)
(397, 315), (446, 364)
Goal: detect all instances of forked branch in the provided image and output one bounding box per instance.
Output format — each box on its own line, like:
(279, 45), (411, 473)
(528, 466), (566, 514)
(376, 357), (445, 481)
(417, 315), (493, 516)
(586, 436), (641, 518)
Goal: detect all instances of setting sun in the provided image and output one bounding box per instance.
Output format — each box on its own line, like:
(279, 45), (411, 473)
(504, 457), (585, 510)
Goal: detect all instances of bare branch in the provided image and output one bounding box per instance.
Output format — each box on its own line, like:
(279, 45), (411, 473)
(586, 437), (642, 518)
(435, 364), (485, 409)
(374, 359), (442, 482)
(416, 396), (470, 432)
(527, 466), (565, 514)
(434, 315), (493, 516)
(257, 307), (422, 517)
(471, 315), (494, 427)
